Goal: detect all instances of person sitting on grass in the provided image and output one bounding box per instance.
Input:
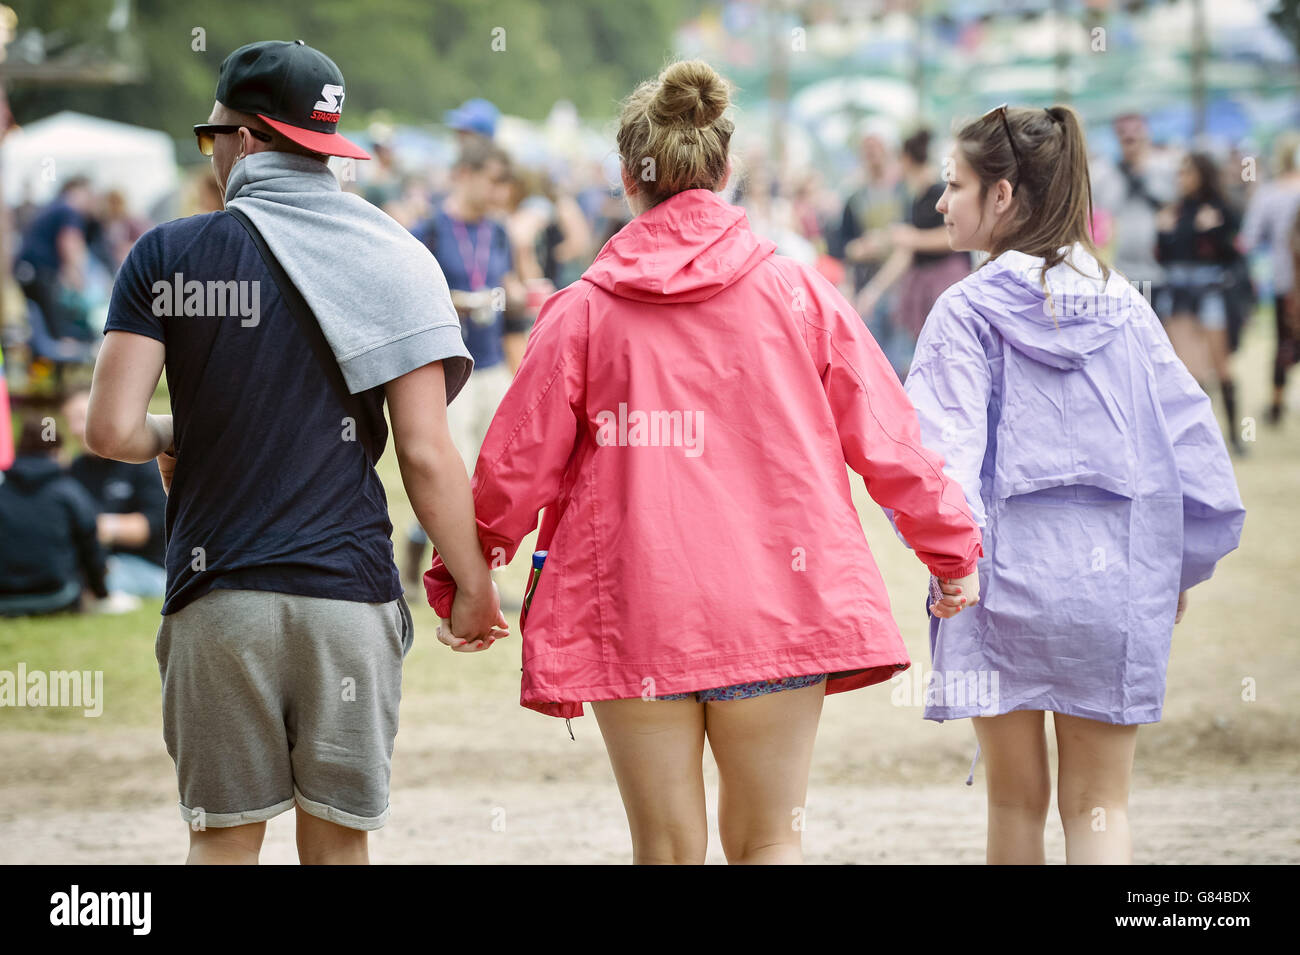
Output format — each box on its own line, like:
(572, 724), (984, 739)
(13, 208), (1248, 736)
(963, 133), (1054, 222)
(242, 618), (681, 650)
(0, 417), (108, 617)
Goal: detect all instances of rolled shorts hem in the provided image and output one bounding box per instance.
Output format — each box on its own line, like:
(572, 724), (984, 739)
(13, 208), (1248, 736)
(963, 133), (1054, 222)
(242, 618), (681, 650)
(178, 796), (295, 829)
(293, 786), (390, 831)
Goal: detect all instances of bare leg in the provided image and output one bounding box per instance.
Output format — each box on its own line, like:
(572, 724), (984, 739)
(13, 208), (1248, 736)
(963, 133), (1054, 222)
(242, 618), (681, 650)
(705, 680), (826, 865)
(187, 821), (266, 865)
(590, 697), (708, 864)
(295, 805), (370, 865)
(1053, 712), (1139, 864)
(1164, 313), (1210, 383)
(971, 710), (1051, 864)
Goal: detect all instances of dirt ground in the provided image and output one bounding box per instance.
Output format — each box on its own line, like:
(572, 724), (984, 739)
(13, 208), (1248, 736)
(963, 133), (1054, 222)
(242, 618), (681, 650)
(1, 319), (1296, 865)
(0, 717), (1295, 864)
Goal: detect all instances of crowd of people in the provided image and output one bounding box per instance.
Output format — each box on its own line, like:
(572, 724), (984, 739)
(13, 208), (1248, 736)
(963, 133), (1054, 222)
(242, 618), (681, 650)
(0, 95), (1288, 619)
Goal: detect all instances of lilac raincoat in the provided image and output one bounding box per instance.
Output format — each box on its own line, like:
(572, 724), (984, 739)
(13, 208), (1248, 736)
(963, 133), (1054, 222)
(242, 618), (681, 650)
(904, 243), (1245, 727)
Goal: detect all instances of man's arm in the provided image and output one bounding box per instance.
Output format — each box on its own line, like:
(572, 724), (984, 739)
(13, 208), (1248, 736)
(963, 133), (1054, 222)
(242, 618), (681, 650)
(386, 360), (498, 633)
(85, 331), (172, 463)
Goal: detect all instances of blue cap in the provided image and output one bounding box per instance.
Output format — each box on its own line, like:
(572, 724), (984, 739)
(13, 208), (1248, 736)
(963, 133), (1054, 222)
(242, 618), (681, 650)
(445, 98), (499, 138)
(532, 551), (548, 569)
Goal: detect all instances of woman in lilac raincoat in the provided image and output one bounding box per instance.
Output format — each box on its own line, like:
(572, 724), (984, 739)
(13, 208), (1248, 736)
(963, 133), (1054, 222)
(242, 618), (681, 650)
(904, 105), (1245, 864)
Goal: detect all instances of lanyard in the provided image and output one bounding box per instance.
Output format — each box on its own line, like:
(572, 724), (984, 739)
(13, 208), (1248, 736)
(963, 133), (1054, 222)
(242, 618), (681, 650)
(450, 217), (492, 291)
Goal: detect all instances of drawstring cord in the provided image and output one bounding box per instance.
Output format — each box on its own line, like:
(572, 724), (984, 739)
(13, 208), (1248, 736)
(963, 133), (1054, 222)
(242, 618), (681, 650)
(965, 743), (982, 786)
(565, 717), (575, 741)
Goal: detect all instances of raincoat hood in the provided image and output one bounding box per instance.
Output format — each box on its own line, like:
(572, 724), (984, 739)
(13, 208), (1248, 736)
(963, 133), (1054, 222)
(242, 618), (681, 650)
(582, 188), (776, 303)
(964, 244), (1132, 370)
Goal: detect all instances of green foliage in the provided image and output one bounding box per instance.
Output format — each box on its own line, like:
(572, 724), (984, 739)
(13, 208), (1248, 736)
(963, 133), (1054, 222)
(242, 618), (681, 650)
(6, 0), (698, 145)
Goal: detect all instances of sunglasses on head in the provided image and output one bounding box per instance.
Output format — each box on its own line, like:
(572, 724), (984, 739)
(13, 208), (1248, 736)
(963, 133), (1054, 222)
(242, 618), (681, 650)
(982, 103), (1023, 193)
(193, 123), (273, 157)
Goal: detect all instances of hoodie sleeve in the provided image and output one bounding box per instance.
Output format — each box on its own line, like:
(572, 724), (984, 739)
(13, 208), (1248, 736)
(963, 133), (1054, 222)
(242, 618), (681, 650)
(1142, 313), (1245, 590)
(423, 282), (591, 619)
(902, 289), (992, 529)
(800, 270), (983, 579)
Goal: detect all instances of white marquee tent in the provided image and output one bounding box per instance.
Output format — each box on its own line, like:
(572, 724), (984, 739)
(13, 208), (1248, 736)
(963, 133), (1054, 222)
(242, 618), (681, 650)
(2, 111), (178, 217)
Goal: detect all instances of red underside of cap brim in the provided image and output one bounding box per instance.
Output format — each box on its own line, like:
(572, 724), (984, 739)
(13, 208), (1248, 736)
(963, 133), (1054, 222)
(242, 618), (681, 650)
(259, 114), (371, 160)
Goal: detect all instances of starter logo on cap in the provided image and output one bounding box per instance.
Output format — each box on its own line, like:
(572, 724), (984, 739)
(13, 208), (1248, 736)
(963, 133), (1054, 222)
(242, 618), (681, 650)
(311, 83), (344, 123)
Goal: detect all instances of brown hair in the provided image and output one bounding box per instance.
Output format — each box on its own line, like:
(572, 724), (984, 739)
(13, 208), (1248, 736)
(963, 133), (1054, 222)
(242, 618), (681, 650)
(454, 137), (510, 173)
(955, 104), (1109, 286)
(616, 59), (734, 207)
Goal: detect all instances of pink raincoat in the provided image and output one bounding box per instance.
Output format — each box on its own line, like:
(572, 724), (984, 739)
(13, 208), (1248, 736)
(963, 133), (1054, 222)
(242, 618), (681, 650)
(425, 188), (982, 718)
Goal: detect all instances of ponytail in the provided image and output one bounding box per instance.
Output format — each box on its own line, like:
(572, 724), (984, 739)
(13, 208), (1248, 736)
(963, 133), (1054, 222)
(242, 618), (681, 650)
(955, 103), (1110, 286)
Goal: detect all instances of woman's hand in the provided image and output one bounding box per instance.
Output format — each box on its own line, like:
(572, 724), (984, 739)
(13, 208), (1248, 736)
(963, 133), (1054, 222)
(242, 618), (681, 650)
(929, 571), (980, 619)
(1175, 590), (1188, 624)
(156, 449), (177, 495)
(439, 581), (510, 652)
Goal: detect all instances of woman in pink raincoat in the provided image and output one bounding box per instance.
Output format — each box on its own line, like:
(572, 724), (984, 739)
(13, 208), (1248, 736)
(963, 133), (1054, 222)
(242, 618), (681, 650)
(425, 60), (983, 864)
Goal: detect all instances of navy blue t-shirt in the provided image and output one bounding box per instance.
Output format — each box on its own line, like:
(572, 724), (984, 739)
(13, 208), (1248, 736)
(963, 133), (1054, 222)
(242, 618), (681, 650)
(104, 210), (401, 615)
(19, 201), (87, 271)
(415, 209), (512, 369)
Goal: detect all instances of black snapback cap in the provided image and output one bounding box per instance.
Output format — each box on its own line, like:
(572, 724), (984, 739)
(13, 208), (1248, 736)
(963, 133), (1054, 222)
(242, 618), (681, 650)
(215, 39), (370, 160)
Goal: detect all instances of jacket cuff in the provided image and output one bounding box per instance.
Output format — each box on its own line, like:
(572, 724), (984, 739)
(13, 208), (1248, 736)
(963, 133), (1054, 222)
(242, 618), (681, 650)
(423, 566), (457, 620)
(925, 556), (979, 580)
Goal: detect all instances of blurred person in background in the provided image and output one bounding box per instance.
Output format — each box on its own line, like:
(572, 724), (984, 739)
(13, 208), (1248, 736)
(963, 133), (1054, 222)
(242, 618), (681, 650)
(536, 172), (595, 290)
(855, 129), (971, 375)
(360, 135), (404, 210)
(1092, 113), (1178, 297)
(403, 138), (529, 597)
(62, 388), (167, 597)
(833, 127), (905, 294)
(181, 168), (226, 216)
(1156, 152), (1245, 455)
(92, 189), (151, 274)
(445, 97), (499, 147)
(831, 127), (909, 372)
(1239, 132), (1300, 425)
(0, 416), (109, 616)
(14, 176), (98, 344)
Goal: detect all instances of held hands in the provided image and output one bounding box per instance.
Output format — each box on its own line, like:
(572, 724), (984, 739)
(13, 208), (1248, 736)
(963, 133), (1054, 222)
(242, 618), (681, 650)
(929, 571), (980, 620)
(156, 449), (177, 495)
(438, 580), (510, 653)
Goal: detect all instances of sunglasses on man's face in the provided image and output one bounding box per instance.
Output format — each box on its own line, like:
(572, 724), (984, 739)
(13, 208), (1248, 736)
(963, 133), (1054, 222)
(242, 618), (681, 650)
(193, 124), (273, 157)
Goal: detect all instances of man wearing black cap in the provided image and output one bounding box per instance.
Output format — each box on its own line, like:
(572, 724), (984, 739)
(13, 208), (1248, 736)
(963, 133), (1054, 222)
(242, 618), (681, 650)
(85, 40), (507, 864)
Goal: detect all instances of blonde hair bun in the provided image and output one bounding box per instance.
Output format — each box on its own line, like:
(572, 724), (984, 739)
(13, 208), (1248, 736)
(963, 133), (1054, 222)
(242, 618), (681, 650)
(648, 59), (730, 129)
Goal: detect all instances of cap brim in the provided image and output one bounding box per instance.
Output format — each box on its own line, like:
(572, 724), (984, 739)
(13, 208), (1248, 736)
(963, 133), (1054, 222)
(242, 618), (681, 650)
(259, 114), (371, 160)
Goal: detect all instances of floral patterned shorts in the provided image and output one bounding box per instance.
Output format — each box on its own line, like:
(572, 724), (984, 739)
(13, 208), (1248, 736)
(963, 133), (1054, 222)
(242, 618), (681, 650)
(646, 672), (828, 702)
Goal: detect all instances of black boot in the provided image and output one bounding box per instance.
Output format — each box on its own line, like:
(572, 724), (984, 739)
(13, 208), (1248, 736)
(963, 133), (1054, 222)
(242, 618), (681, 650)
(1222, 379), (1247, 456)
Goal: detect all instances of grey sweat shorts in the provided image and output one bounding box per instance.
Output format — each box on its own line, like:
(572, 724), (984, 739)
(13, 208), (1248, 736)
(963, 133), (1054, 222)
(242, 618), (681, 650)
(155, 588), (414, 831)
